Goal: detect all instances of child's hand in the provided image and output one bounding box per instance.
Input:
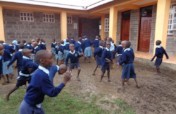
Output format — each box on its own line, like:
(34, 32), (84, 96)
(167, 57), (169, 59)
(63, 71), (72, 84)
(105, 58), (111, 63)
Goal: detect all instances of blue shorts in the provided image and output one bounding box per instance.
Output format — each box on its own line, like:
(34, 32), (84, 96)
(121, 63), (136, 79)
(101, 64), (110, 72)
(155, 58), (162, 68)
(69, 63), (80, 69)
(96, 56), (101, 66)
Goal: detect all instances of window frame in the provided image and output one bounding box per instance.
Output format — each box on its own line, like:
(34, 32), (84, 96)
(43, 13), (55, 23)
(20, 12), (34, 22)
(104, 18), (109, 32)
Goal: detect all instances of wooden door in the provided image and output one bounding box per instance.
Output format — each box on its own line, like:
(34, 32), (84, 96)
(121, 11), (130, 41)
(138, 17), (152, 52)
(78, 19), (82, 37)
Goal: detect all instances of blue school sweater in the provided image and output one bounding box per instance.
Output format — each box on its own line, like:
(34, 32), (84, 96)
(55, 45), (64, 54)
(33, 46), (41, 54)
(154, 46), (169, 59)
(4, 44), (15, 54)
(49, 65), (59, 82)
(119, 48), (135, 65)
(20, 56), (38, 75)
(66, 51), (81, 65)
(39, 42), (46, 50)
(24, 66), (65, 106)
(7, 50), (23, 69)
(70, 39), (75, 44)
(51, 42), (57, 48)
(93, 39), (99, 48)
(94, 46), (103, 58)
(101, 48), (112, 66)
(115, 45), (123, 55)
(0, 56), (2, 74)
(24, 44), (33, 50)
(74, 41), (82, 52)
(64, 43), (70, 51)
(83, 38), (92, 48)
(2, 50), (12, 62)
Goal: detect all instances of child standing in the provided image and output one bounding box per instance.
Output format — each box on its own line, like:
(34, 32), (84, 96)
(119, 41), (139, 89)
(115, 41), (123, 64)
(6, 49), (38, 101)
(66, 44), (82, 81)
(83, 37), (92, 63)
(151, 40), (169, 73)
(19, 50), (71, 114)
(93, 41), (104, 75)
(100, 42), (112, 82)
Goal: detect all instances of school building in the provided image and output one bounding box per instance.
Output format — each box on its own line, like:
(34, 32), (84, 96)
(0, 0), (176, 57)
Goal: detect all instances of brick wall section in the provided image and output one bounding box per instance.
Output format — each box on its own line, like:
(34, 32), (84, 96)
(129, 9), (140, 51)
(3, 9), (60, 43)
(67, 16), (79, 39)
(149, 5), (157, 53)
(80, 18), (99, 39)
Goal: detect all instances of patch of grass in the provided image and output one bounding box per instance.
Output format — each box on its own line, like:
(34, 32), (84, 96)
(114, 99), (136, 114)
(0, 88), (108, 114)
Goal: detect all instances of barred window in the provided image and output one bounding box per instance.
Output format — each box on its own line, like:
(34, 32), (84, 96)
(67, 16), (72, 24)
(43, 13), (55, 23)
(20, 12), (34, 22)
(168, 5), (176, 35)
(104, 18), (109, 32)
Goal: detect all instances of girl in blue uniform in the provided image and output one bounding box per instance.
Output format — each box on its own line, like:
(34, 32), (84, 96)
(55, 41), (64, 65)
(151, 40), (169, 73)
(93, 40), (104, 75)
(119, 41), (139, 89)
(19, 50), (71, 114)
(6, 49), (38, 101)
(100, 42), (113, 82)
(83, 37), (92, 63)
(66, 44), (83, 81)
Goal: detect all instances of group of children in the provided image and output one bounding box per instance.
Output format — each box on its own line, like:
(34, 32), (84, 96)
(0, 35), (169, 114)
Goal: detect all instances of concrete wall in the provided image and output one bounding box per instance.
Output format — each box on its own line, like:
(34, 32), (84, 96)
(80, 18), (99, 39)
(3, 9), (60, 43)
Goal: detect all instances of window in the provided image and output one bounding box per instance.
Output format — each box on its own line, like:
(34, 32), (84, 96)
(168, 5), (176, 35)
(43, 13), (55, 23)
(104, 18), (109, 32)
(67, 16), (72, 24)
(20, 12), (34, 22)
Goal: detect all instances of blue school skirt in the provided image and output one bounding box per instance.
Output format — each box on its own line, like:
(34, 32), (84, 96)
(96, 56), (102, 66)
(84, 47), (92, 57)
(64, 50), (69, 59)
(56, 51), (64, 60)
(155, 58), (162, 68)
(101, 63), (110, 72)
(122, 63), (136, 79)
(116, 54), (122, 63)
(19, 100), (44, 114)
(3, 61), (13, 75)
(51, 48), (56, 55)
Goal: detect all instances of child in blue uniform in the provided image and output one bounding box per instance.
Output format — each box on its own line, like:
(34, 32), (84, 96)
(49, 64), (67, 83)
(19, 50), (71, 114)
(51, 39), (57, 55)
(55, 42), (64, 65)
(83, 37), (92, 63)
(93, 36), (99, 49)
(7, 44), (24, 75)
(151, 40), (169, 73)
(66, 44), (83, 81)
(93, 41), (104, 75)
(119, 41), (139, 89)
(100, 42), (112, 82)
(6, 49), (38, 101)
(115, 41), (123, 64)
(64, 39), (70, 60)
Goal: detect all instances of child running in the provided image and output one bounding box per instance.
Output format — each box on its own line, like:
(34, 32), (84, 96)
(6, 49), (38, 101)
(19, 50), (71, 114)
(119, 41), (139, 89)
(151, 40), (169, 73)
(66, 44), (82, 81)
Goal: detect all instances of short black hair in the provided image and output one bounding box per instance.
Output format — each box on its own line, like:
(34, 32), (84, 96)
(119, 40), (122, 44)
(156, 40), (161, 45)
(126, 41), (131, 48)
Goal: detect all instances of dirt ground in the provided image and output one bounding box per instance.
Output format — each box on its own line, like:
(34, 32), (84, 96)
(0, 59), (176, 114)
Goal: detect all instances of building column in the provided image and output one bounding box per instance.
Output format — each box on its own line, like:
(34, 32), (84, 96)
(109, 6), (118, 43)
(60, 11), (67, 40)
(100, 15), (105, 39)
(154, 0), (171, 50)
(0, 6), (5, 41)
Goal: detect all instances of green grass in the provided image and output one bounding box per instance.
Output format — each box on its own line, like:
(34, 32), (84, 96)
(0, 88), (135, 114)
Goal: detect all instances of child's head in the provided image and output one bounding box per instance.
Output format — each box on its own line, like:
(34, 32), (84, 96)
(22, 40), (26, 44)
(125, 41), (131, 48)
(69, 44), (75, 51)
(19, 43), (24, 49)
(119, 40), (122, 45)
(99, 40), (104, 47)
(0, 44), (4, 55)
(22, 49), (32, 58)
(35, 50), (53, 68)
(58, 64), (67, 74)
(121, 40), (126, 48)
(156, 40), (161, 46)
(106, 41), (111, 49)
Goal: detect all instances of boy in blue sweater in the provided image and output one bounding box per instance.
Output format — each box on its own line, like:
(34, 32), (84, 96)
(119, 41), (139, 89)
(19, 50), (71, 114)
(6, 49), (38, 101)
(100, 42), (113, 82)
(66, 44), (83, 81)
(93, 40), (104, 75)
(115, 41), (123, 64)
(151, 40), (169, 73)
